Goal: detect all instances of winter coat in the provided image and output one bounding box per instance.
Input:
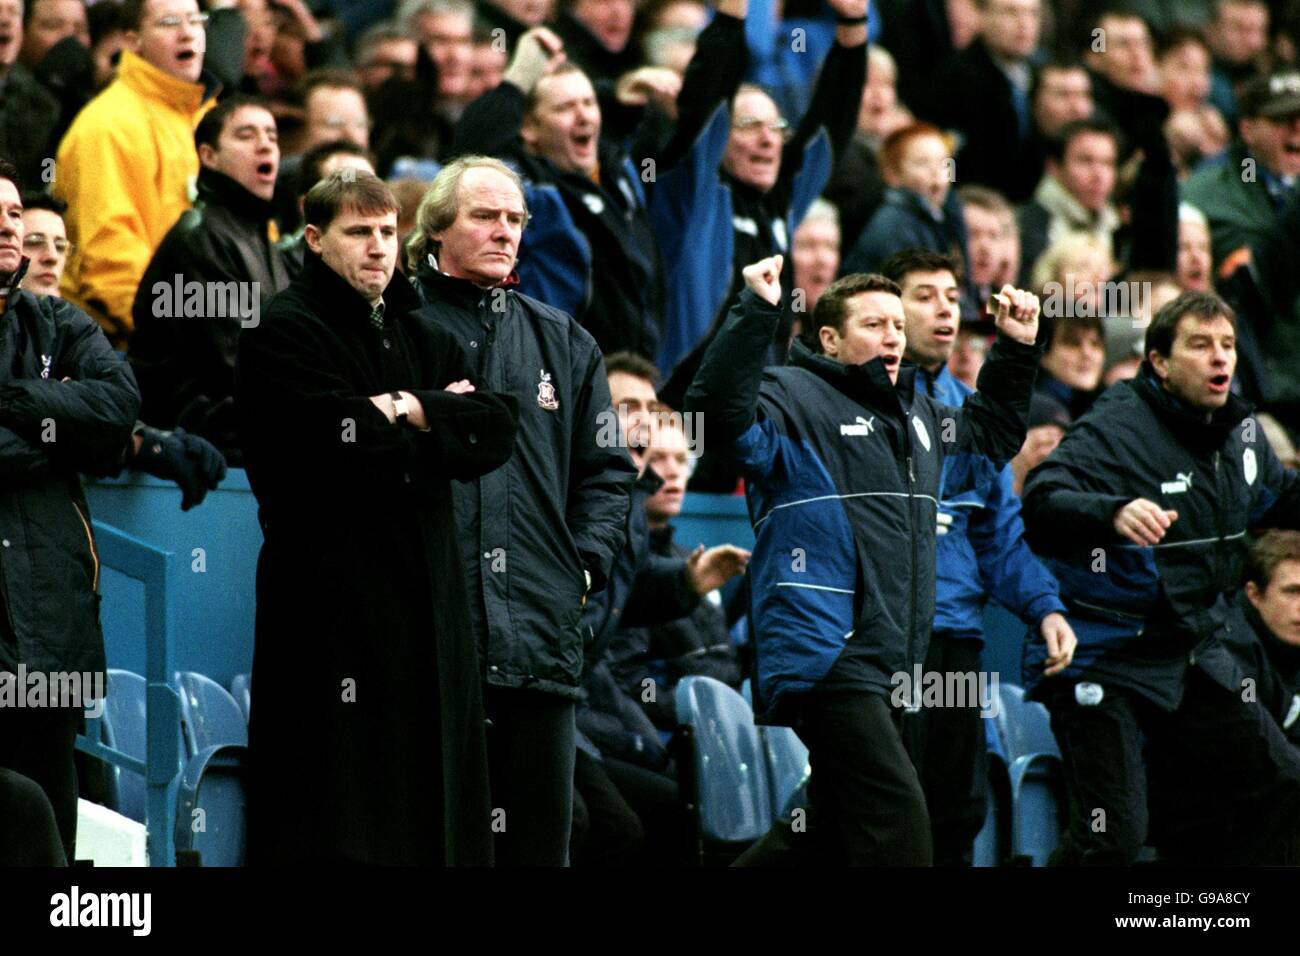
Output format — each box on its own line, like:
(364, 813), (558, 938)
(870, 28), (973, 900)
(685, 288), (1040, 722)
(410, 257), (637, 700)
(916, 365), (1064, 643)
(235, 249), (519, 865)
(56, 50), (219, 346)
(1021, 365), (1300, 709)
(452, 79), (665, 359)
(0, 273), (140, 688)
(841, 186), (970, 278)
(130, 167), (291, 464)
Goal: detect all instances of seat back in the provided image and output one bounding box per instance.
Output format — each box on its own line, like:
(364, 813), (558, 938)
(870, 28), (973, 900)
(675, 676), (772, 844)
(177, 672), (248, 755)
(996, 683), (1060, 763)
(100, 669), (148, 823)
(762, 726), (810, 820)
(229, 673), (251, 724)
(175, 747), (247, 867)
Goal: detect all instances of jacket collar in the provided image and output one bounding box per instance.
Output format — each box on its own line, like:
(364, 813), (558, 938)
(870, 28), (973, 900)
(1033, 173), (1120, 236)
(117, 49), (215, 113)
(413, 252), (519, 310)
(788, 336), (915, 418)
(884, 185), (944, 222)
(195, 166), (277, 225)
(1131, 362), (1253, 452)
(299, 247), (420, 322)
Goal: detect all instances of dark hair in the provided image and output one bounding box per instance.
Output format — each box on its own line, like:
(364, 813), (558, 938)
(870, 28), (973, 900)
(118, 0), (147, 31)
(1045, 117), (1121, 163)
(1156, 26), (1212, 60)
(304, 170), (398, 234)
(1144, 290), (1236, 357)
(604, 351), (661, 387)
(299, 139), (374, 198)
(89, 0), (123, 44)
(879, 248), (965, 289)
(1030, 60), (1090, 108)
(1041, 313), (1104, 352)
(805, 273), (902, 352)
(0, 158), (22, 194)
(1245, 529), (1300, 591)
(195, 94), (274, 152)
(20, 192), (67, 216)
(295, 67), (366, 107)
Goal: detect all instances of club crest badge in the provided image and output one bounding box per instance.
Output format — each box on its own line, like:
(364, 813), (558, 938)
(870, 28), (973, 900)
(40, 354), (52, 380)
(537, 369), (559, 411)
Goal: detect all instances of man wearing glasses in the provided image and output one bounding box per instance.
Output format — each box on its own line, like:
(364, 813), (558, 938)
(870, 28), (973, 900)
(55, 0), (218, 349)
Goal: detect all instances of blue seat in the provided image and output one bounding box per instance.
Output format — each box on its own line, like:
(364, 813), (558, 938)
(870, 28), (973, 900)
(675, 676), (772, 845)
(996, 683), (1065, 866)
(176, 672), (247, 755)
(762, 726), (810, 820)
(229, 673), (251, 724)
(100, 669), (149, 823)
(974, 752), (1010, 867)
(174, 745), (247, 867)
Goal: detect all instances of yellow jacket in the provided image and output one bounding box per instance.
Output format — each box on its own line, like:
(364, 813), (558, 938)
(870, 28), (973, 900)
(55, 50), (217, 347)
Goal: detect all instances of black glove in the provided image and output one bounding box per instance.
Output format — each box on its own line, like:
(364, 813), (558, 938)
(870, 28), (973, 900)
(132, 426), (228, 511)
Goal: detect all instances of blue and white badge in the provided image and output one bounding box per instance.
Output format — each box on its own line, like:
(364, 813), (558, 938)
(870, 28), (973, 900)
(1075, 682), (1105, 706)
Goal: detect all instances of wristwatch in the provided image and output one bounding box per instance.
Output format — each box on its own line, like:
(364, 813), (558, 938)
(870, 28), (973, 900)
(390, 391), (409, 425)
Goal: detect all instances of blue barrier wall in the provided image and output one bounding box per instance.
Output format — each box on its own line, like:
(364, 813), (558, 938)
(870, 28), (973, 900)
(86, 471), (261, 687)
(85, 472), (756, 687)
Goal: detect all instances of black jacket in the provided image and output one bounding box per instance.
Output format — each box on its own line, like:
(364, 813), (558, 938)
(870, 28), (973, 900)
(923, 38), (1041, 203)
(1021, 366), (1300, 708)
(235, 250), (519, 864)
(130, 167), (291, 465)
(452, 80), (666, 359)
(0, 63), (62, 191)
(576, 468), (701, 764)
(0, 275), (140, 683)
(411, 257), (637, 699)
(686, 289), (1040, 719)
(1226, 589), (1300, 747)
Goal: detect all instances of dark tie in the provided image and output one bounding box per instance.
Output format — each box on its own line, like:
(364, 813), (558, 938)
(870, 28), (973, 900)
(370, 303), (385, 330)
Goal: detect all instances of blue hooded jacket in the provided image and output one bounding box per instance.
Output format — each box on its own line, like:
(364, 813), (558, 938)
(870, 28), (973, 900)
(916, 365), (1064, 644)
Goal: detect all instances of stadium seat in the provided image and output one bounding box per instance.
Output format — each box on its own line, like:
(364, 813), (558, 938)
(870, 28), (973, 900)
(674, 676), (772, 850)
(176, 672), (248, 755)
(762, 725), (810, 820)
(996, 683), (1065, 866)
(173, 741), (248, 867)
(974, 752), (1011, 867)
(230, 674), (251, 725)
(99, 670), (149, 823)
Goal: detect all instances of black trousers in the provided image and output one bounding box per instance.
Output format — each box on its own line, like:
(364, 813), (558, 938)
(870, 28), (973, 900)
(0, 767), (67, 865)
(901, 634), (989, 866)
(484, 685), (575, 866)
(763, 689), (932, 865)
(1045, 666), (1300, 865)
(571, 750), (691, 866)
(0, 705), (81, 864)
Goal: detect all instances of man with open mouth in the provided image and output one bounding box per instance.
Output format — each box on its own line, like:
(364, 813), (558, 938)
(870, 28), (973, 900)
(129, 94), (291, 466)
(1020, 290), (1300, 865)
(687, 255), (1042, 865)
(54, 0), (219, 349)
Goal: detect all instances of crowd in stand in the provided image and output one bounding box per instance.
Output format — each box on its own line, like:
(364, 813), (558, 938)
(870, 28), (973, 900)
(3, 0), (1300, 867)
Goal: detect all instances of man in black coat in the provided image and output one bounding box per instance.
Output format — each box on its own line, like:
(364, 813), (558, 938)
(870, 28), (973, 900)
(1021, 291), (1300, 865)
(0, 161), (141, 865)
(235, 170), (519, 865)
(922, 0), (1044, 203)
(131, 95), (292, 466)
(406, 155), (637, 865)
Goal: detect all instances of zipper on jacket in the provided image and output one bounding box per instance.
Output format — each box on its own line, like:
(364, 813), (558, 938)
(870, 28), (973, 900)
(906, 453), (918, 701)
(71, 500), (100, 592)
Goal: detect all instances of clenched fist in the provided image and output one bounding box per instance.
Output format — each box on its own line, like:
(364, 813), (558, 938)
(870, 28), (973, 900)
(990, 284), (1040, 346)
(742, 254), (783, 306)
